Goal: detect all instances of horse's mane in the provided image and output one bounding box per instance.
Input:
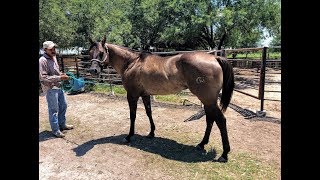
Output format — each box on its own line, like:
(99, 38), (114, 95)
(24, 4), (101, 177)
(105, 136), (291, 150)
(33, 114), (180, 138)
(139, 51), (153, 60)
(89, 42), (98, 50)
(112, 44), (151, 54)
(110, 44), (153, 60)
(90, 42), (155, 62)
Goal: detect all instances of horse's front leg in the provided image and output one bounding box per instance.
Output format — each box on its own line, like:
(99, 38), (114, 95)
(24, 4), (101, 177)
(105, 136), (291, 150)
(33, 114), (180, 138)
(123, 94), (139, 143)
(142, 95), (155, 138)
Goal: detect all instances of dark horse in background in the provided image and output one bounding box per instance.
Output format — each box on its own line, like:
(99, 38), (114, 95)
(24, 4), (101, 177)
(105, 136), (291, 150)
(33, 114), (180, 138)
(88, 35), (234, 162)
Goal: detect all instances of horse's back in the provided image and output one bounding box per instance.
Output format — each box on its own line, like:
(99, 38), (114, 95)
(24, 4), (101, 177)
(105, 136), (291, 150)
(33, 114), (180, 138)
(138, 54), (188, 95)
(180, 52), (221, 70)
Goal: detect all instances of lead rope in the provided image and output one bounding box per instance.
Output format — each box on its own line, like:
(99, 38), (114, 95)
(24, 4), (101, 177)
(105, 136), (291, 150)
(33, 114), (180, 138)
(104, 43), (114, 95)
(107, 65), (114, 95)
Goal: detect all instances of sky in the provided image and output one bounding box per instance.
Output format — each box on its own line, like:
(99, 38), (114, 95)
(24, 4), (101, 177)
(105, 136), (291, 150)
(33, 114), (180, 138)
(260, 28), (273, 47)
(261, 36), (273, 47)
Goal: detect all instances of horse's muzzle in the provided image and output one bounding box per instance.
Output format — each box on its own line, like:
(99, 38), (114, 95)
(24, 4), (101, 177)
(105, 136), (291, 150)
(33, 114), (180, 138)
(88, 68), (98, 75)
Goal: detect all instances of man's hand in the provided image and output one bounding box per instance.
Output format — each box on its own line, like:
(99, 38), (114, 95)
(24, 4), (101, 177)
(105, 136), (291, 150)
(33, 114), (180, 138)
(60, 74), (69, 81)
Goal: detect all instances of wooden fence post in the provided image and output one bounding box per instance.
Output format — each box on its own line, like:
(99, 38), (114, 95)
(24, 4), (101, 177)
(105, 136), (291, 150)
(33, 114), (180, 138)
(258, 47), (267, 111)
(75, 56), (79, 78)
(60, 56), (65, 73)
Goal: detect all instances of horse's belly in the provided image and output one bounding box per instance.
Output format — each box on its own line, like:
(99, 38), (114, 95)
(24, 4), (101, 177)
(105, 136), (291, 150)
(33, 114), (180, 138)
(144, 81), (187, 95)
(140, 62), (187, 95)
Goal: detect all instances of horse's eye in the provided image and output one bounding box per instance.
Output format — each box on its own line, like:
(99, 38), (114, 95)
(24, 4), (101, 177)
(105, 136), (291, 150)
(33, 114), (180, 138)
(99, 52), (104, 59)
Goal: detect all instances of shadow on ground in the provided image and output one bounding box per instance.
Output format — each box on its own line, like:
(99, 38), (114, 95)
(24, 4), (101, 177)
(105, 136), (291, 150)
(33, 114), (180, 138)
(39, 130), (56, 142)
(72, 134), (217, 163)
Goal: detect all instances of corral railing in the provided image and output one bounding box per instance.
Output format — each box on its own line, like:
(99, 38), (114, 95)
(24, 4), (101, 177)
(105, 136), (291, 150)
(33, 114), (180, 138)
(225, 47), (281, 111)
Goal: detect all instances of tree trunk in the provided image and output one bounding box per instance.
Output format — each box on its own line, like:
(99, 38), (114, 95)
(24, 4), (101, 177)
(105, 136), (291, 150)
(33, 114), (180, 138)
(217, 31), (227, 56)
(218, 32), (227, 50)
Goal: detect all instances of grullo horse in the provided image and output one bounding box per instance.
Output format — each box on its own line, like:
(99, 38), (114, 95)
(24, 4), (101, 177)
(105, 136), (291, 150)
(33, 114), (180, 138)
(88, 35), (234, 162)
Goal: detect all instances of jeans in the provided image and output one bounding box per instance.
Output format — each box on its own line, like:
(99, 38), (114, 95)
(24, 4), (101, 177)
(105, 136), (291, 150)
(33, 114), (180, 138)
(46, 89), (67, 133)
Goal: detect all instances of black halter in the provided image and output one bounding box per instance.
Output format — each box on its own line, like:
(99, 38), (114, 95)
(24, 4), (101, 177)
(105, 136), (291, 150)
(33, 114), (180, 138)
(90, 43), (109, 65)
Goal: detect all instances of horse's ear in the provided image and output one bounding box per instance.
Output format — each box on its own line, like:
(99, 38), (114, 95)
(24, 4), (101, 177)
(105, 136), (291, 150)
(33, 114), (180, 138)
(101, 34), (107, 46)
(89, 37), (95, 45)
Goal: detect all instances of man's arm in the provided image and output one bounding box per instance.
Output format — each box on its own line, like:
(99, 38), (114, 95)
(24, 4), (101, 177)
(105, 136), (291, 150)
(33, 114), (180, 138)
(39, 58), (67, 84)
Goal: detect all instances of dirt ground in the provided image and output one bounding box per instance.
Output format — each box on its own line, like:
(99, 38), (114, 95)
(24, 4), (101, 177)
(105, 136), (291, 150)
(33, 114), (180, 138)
(39, 69), (281, 179)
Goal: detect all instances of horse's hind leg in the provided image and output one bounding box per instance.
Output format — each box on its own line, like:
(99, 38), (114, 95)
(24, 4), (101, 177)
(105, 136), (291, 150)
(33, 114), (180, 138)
(196, 104), (230, 162)
(123, 94), (139, 143)
(142, 95), (155, 138)
(196, 104), (215, 150)
(214, 107), (230, 162)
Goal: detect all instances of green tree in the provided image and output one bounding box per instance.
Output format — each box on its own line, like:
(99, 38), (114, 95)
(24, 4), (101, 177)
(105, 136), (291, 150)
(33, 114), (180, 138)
(66, 0), (107, 49)
(270, 33), (280, 46)
(39, 0), (280, 51)
(159, 0), (280, 49)
(128, 0), (178, 50)
(193, 0), (281, 49)
(93, 0), (133, 47)
(39, 0), (76, 49)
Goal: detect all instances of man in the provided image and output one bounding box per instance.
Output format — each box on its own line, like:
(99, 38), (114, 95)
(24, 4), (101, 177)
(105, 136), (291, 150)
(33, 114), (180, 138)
(39, 41), (74, 138)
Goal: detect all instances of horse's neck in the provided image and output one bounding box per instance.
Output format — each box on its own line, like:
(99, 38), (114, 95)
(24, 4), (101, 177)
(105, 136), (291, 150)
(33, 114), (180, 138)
(108, 44), (138, 74)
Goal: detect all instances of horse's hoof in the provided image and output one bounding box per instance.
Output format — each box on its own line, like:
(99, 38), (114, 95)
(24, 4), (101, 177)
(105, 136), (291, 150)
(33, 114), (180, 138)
(216, 156), (228, 163)
(196, 144), (205, 151)
(122, 138), (130, 143)
(146, 133), (154, 139)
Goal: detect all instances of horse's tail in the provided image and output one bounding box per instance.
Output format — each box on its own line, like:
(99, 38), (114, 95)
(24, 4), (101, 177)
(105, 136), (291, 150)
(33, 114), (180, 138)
(216, 56), (234, 112)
